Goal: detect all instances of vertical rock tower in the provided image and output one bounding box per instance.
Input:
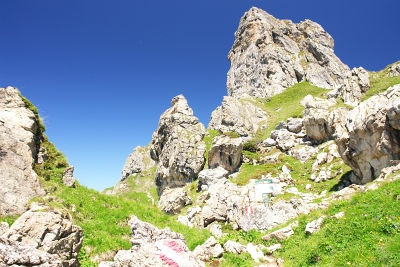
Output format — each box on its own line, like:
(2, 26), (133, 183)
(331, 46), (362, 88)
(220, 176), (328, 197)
(150, 95), (206, 196)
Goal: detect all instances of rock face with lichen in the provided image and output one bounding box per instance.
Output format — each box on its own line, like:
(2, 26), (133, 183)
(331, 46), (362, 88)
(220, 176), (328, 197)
(150, 95), (206, 196)
(208, 96), (268, 137)
(226, 7), (369, 105)
(121, 143), (155, 180)
(335, 84), (400, 184)
(0, 86), (45, 215)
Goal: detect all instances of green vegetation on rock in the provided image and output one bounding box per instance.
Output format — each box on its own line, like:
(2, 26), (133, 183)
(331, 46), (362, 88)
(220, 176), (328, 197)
(250, 82), (329, 141)
(363, 61), (400, 101)
(18, 92), (46, 135)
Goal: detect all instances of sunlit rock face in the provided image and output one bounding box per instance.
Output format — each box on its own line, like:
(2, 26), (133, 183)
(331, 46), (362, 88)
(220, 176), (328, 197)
(150, 95), (206, 196)
(0, 86), (45, 215)
(226, 7), (369, 105)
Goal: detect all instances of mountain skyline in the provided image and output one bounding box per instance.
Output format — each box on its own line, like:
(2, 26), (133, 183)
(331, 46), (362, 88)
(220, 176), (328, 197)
(1, 0), (399, 191)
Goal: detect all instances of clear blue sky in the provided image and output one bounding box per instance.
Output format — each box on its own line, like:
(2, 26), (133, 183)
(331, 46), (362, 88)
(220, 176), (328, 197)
(1, 0), (399, 191)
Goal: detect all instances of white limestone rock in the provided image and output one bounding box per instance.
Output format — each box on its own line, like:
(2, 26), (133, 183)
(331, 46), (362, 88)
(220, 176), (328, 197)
(150, 95), (206, 196)
(226, 7), (368, 105)
(3, 208), (83, 266)
(208, 96), (268, 137)
(208, 135), (243, 173)
(335, 84), (400, 184)
(0, 87), (45, 215)
(62, 165), (75, 188)
(121, 143), (155, 180)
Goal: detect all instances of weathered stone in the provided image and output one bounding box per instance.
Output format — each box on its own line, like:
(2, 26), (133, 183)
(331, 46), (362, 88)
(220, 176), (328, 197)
(158, 187), (192, 215)
(287, 118), (303, 133)
(150, 95), (206, 196)
(289, 145), (318, 163)
(387, 61), (400, 77)
(265, 243), (282, 255)
(262, 223), (296, 241)
(305, 216), (326, 234)
(3, 208), (83, 266)
(302, 95), (348, 143)
(207, 223), (223, 239)
(331, 211), (345, 219)
(335, 84), (400, 184)
(275, 121), (287, 130)
(198, 167), (229, 190)
(121, 143), (155, 180)
(62, 165), (75, 188)
(193, 236), (224, 261)
(208, 96), (268, 137)
(262, 138), (277, 147)
(226, 7), (366, 105)
(223, 240), (246, 254)
(270, 129), (297, 151)
(208, 135), (243, 173)
(0, 222), (9, 236)
(104, 216), (204, 267)
(0, 237), (63, 266)
(0, 87), (45, 215)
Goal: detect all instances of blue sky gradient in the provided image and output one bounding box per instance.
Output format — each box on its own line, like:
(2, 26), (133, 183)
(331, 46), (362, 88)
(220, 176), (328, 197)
(1, 0), (399, 191)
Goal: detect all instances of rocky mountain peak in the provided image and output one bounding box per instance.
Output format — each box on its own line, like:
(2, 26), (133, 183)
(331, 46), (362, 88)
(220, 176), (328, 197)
(227, 7), (368, 105)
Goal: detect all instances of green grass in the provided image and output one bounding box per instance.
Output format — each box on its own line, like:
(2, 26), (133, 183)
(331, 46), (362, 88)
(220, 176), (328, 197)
(363, 61), (400, 101)
(0, 215), (19, 226)
(233, 150), (352, 197)
(28, 119), (210, 266)
(276, 177), (400, 266)
(250, 82), (329, 141)
(219, 252), (256, 267)
(37, 180), (210, 266)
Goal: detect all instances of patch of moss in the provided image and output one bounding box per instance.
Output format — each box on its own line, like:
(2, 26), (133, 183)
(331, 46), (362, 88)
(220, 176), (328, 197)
(18, 92), (46, 136)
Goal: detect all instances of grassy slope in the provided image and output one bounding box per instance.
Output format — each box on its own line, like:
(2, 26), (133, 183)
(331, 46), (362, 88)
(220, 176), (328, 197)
(0, 94), (211, 266)
(363, 60), (400, 101)
(250, 82), (329, 141)
(31, 143), (210, 266)
(275, 175), (400, 266)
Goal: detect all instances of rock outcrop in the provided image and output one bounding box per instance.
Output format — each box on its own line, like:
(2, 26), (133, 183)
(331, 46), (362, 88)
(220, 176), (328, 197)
(2, 207), (83, 266)
(158, 187), (193, 215)
(302, 95), (348, 143)
(63, 165), (76, 188)
(388, 61), (400, 77)
(121, 143), (155, 180)
(0, 86), (45, 215)
(0, 237), (63, 266)
(336, 84), (400, 184)
(208, 135), (243, 173)
(226, 7), (368, 105)
(208, 96), (268, 137)
(150, 95), (206, 196)
(100, 216), (204, 267)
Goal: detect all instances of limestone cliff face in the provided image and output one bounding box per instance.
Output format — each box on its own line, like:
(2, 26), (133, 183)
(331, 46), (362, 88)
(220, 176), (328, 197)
(226, 7), (368, 105)
(0, 87), (45, 215)
(336, 84), (400, 184)
(150, 95), (206, 196)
